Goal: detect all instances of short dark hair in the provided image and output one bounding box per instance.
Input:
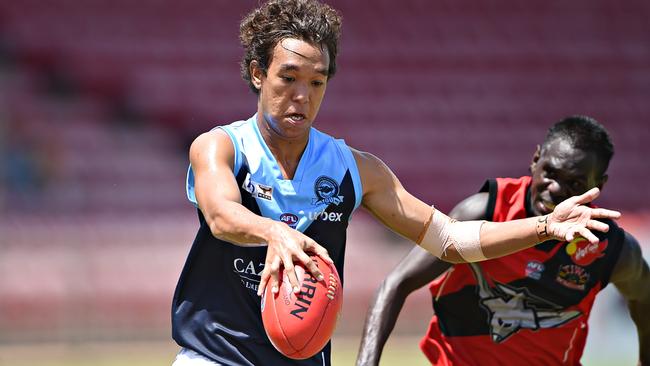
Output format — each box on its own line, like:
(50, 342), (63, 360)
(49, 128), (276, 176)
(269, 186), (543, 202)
(542, 115), (614, 175)
(239, 0), (342, 94)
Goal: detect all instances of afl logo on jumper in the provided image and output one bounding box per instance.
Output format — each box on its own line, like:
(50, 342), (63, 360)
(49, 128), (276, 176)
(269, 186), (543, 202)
(525, 261), (545, 280)
(312, 176), (344, 206)
(280, 213), (299, 228)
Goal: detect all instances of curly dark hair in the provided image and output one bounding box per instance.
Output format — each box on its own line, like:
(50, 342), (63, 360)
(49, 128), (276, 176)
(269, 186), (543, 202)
(239, 0), (342, 94)
(543, 115), (615, 176)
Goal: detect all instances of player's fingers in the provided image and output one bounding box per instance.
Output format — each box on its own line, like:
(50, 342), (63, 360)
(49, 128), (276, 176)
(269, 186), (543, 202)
(258, 256), (278, 296)
(305, 240), (333, 264)
(257, 271), (269, 297)
(258, 251), (276, 296)
(574, 187), (600, 205)
(297, 252), (324, 282)
(282, 257), (300, 294)
(562, 223), (576, 242)
(268, 256), (282, 294)
(589, 208), (621, 220)
(577, 227), (599, 245)
(586, 219), (609, 233)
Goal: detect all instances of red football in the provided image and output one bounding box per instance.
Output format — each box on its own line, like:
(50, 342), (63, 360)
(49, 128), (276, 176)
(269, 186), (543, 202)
(261, 255), (343, 360)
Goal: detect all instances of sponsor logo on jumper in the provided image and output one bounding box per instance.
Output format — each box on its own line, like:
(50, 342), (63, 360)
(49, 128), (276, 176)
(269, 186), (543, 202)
(308, 210), (343, 222)
(312, 176), (343, 206)
(241, 173), (273, 201)
(525, 261), (545, 280)
(280, 213), (299, 228)
(470, 263), (581, 343)
(556, 264), (590, 291)
(233, 258), (265, 292)
(290, 272), (319, 320)
(256, 184), (273, 200)
(565, 237), (608, 266)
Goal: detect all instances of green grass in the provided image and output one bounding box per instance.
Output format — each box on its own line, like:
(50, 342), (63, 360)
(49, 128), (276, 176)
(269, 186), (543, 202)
(0, 336), (428, 366)
(0, 336), (624, 366)
(0, 340), (178, 366)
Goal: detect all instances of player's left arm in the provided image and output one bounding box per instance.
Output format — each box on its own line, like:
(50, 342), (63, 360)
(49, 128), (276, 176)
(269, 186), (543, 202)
(609, 231), (650, 366)
(353, 148), (620, 263)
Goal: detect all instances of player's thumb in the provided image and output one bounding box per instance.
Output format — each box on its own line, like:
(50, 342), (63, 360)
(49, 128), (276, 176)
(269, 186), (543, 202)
(575, 187), (600, 205)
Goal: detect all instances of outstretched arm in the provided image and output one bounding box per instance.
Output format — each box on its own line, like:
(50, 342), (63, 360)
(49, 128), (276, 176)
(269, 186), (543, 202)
(355, 149), (620, 263)
(356, 193), (488, 366)
(610, 232), (650, 365)
(475, 187), (614, 259)
(190, 130), (331, 295)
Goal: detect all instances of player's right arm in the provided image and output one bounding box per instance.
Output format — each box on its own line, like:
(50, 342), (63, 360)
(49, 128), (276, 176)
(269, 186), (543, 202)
(355, 193), (488, 366)
(609, 231), (650, 365)
(189, 130), (331, 295)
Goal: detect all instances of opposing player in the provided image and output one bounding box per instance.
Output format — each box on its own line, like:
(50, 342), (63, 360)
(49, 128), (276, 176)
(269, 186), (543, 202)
(356, 116), (649, 366)
(170, 1), (621, 364)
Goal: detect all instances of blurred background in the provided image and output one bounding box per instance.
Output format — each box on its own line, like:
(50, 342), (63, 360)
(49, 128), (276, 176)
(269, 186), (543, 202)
(0, 0), (648, 365)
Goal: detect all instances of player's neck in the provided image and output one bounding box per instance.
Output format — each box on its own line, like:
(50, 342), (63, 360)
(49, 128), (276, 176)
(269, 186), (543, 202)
(258, 123), (309, 180)
(267, 141), (307, 180)
(255, 112), (310, 179)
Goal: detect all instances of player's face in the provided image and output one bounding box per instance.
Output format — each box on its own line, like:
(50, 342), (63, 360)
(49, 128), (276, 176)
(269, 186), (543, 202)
(530, 138), (607, 216)
(251, 38), (329, 140)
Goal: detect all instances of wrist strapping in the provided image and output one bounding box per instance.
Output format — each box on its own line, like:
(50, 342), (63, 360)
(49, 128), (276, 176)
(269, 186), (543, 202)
(536, 214), (550, 242)
(417, 207), (488, 262)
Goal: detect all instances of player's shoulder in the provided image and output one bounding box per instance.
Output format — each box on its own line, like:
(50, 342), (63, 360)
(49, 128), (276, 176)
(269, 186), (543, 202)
(189, 129), (236, 169)
(349, 147), (383, 169)
(310, 126), (353, 154)
(190, 128), (232, 152)
(609, 228), (646, 289)
(307, 126), (340, 151)
(347, 148), (392, 198)
(202, 117), (255, 145)
(613, 227), (641, 260)
(350, 148), (390, 181)
(492, 176), (532, 196)
(449, 192), (490, 221)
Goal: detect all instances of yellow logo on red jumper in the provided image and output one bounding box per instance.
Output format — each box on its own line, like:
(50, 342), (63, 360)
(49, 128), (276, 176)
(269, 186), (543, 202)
(565, 237), (608, 266)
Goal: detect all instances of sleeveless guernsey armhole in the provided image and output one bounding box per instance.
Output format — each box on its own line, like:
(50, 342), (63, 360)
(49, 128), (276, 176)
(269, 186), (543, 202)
(599, 223), (626, 288)
(479, 179), (498, 220)
(218, 125), (243, 174)
(335, 138), (363, 211)
(186, 165), (198, 207)
(185, 123), (245, 207)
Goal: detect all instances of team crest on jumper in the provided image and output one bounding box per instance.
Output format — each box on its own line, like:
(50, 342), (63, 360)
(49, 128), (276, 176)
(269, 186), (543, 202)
(312, 176), (344, 206)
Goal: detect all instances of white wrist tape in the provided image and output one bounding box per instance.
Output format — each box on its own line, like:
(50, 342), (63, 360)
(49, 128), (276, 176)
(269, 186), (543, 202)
(418, 207), (487, 262)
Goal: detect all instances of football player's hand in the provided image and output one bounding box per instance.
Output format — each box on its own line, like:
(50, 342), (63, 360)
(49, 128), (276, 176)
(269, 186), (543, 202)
(547, 188), (621, 244)
(257, 221), (333, 296)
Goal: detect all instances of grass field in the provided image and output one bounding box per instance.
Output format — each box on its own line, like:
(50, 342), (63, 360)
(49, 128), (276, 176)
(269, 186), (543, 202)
(0, 336), (429, 366)
(0, 334), (631, 366)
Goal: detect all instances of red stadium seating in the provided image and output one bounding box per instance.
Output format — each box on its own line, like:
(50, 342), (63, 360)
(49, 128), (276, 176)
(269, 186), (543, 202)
(1, 0), (648, 213)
